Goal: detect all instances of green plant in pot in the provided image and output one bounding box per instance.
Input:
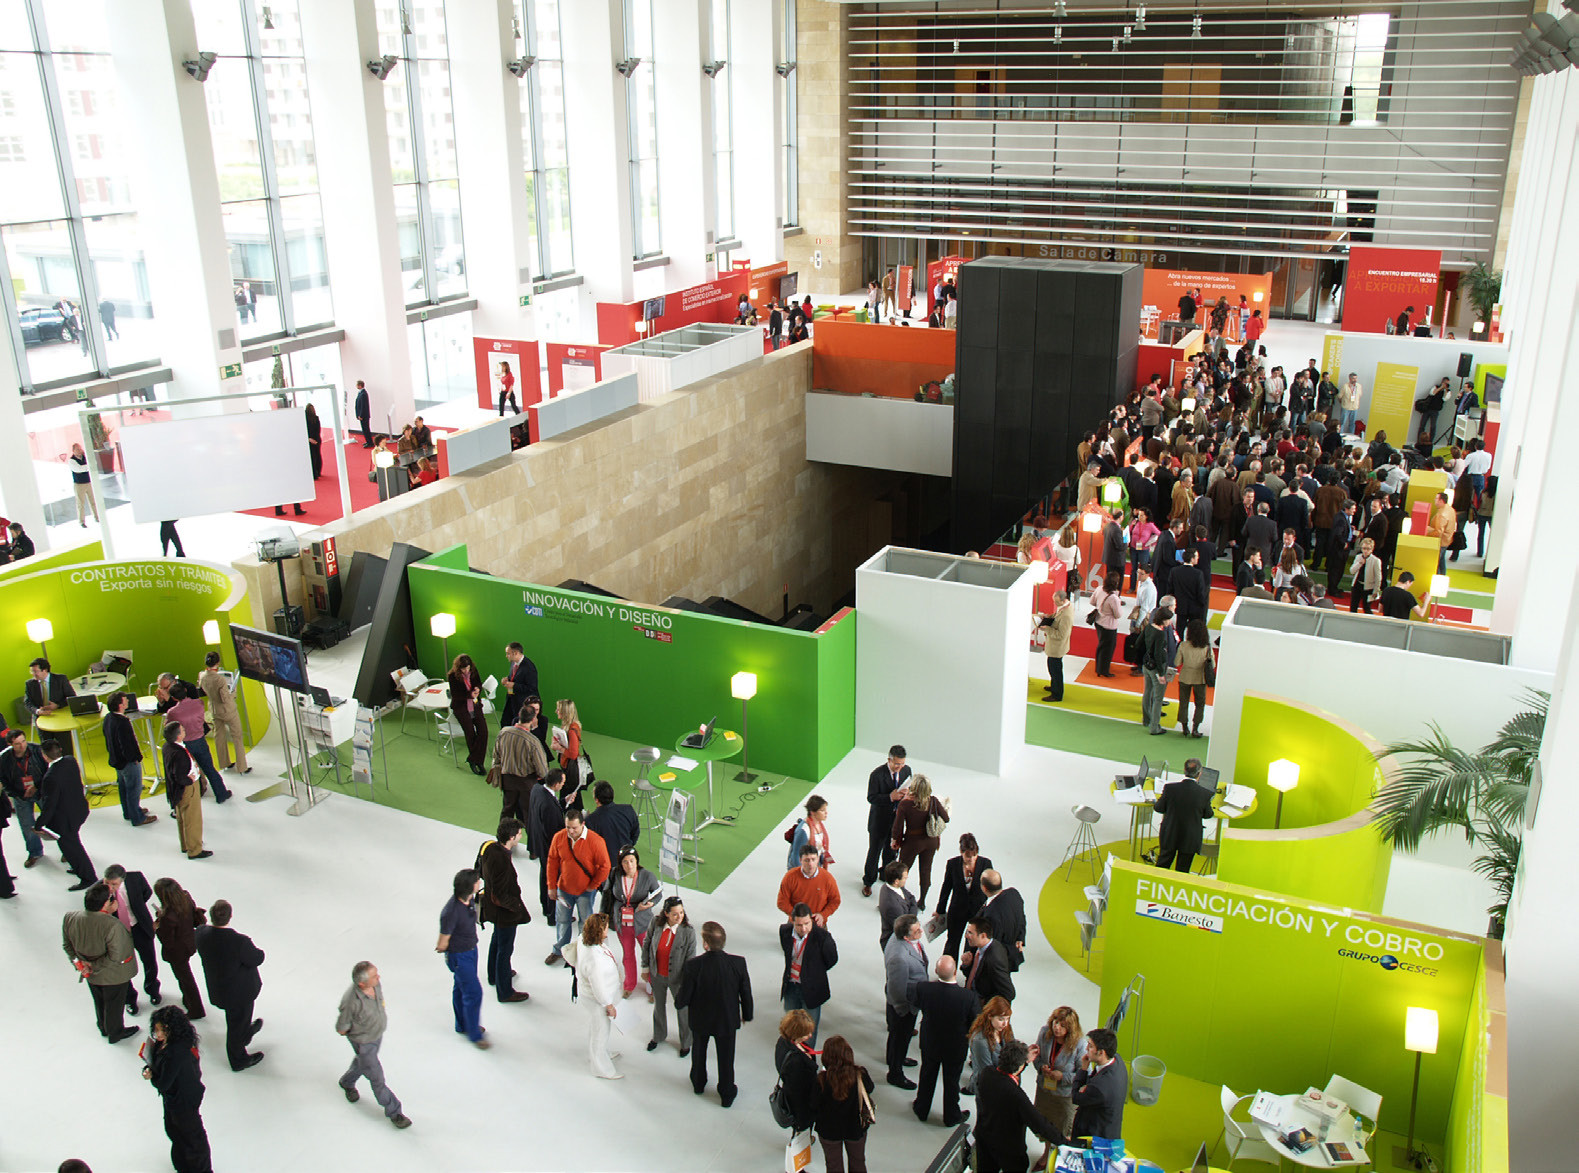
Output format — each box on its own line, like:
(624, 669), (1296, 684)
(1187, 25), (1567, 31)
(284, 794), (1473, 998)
(271, 352), (290, 407)
(86, 411), (116, 473)
(1370, 690), (1545, 938)
(1462, 263), (1502, 338)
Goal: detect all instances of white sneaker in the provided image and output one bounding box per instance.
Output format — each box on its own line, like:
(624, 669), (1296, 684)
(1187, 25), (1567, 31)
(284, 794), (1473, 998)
(597, 1071), (624, 1080)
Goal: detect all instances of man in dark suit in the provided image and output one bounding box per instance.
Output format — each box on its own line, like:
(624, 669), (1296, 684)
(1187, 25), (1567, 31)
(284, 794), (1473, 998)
(1151, 519), (1183, 599)
(1171, 548), (1209, 625)
(975, 1039), (1066, 1173)
(24, 657), (76, 717)
(526, 767), (566, 924)
(863, 746), (911, 897)
(353, 379), (372, 447)
(883, 914), (927, 1089)
(1153, 759), (1218, 872)
(195, 899), (266, 1071)
(585, 781), (639, 854)
(498, 641), (537, 728)
(38, 740), (96, 890)
(961, 918), (1015, 1004)
(104, 863), (161, 1010)
(1071, 1028), (1127, 1141)
(1100, 510), (1127, 582)
(675, 920), (753, 1107)
(475, 819), (531, 1004)
(911, 956), (980, 1126)
(979, 871), (1027, 972)
(779, 903), (838, 1045)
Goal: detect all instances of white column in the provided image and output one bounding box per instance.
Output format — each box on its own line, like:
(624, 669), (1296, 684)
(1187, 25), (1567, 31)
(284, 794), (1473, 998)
(561, 0), (634, 335)
(106, 0), (245, 407)
(731, 0), (784, 268)
(653, 0), (709, 289)
(299, 0), (415, 429)
(0, 325), (47, 550)
(448, 0), (536, 340)
(1487, 75), (1579, 670)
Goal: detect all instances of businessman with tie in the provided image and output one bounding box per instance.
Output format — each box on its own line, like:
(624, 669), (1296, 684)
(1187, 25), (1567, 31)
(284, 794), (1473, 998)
(863, 745), (911, 897)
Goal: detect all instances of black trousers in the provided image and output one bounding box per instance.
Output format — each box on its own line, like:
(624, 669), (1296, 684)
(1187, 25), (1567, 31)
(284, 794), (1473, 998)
(358, 416), (372, 446)
(942, 915), (967, 963)
(167, 954), (206, 1018)
(914, 1040), (967, 1124)
(1156, 842), (1199, 873)
(536, 855), (554, 921)
(160, 522), (185, 557)
(1094, 626), (1118, 676)
(127, 925), (161, 1006)
(862, 823), (897, 888)
(1043, 656), (1064, 701)
(486, 921), (520, 999)
(500, 773), (532, 824)
(55, 826), (96, 883)
(0, 832), (11, 896)
(690, 1027), (737, 1099)
(1177, 682), (1207, 731)
(1326, 544), (1349, 596)
(90, 981), (128, 1038)
(453, 706), (488, 769)
(222, 999), (258, 1069)
(164, 1103), (213, 1173)
(885, 1003), (916, 1079)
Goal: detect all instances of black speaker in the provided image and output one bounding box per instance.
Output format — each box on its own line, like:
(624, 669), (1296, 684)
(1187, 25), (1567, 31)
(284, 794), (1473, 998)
(1457, 352), (1473, 378)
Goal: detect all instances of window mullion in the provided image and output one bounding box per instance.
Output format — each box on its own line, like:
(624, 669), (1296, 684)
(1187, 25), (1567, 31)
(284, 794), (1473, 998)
(0, 232), (35, 390)
(402, 21), (437, 304)
(523, 3), (551, 278)
(239, 0), (295, 335)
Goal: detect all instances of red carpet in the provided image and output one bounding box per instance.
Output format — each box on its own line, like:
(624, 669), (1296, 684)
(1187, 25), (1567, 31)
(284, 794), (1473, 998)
(239, 433), (450, 525)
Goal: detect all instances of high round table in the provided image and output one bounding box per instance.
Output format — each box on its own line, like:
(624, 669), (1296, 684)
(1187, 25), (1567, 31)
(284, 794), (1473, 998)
(69, 670), (127, 699)
(672, 729), (742, 833)
(36, 703), (110, 786)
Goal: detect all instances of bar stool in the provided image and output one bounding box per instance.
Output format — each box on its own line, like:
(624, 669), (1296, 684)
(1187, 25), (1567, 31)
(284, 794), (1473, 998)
(630, 747), (664, 847)
(1061, 804), (1103, 882)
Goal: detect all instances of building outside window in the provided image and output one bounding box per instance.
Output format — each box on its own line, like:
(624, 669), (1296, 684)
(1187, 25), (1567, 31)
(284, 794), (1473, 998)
(517, 0), (573, 280)
(710, 0), (733, 246)
(622, 0), (660, 259)
(780, 0), (797, 229)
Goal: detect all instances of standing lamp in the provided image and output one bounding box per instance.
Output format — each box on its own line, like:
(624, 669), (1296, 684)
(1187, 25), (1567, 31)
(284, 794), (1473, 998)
(430, 613), (456, 669)
(1429, 574), (1450, 619)
(203, 620), (221, 646)
(1267, 758), (1300, 828)
(27, 618), (53, 660)
(1399, 1006), (1439, 1170)
(1102, 480), (1123, 506)
(1027, 559), (1050, 585)
(731, 671), (759, 786)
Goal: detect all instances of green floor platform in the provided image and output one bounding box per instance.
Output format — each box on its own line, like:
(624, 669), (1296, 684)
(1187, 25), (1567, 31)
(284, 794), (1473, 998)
(1027, 702), (1209, 764)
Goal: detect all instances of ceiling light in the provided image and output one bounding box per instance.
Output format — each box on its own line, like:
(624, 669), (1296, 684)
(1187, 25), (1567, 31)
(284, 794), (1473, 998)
(1054, 25), (1063, 43)
(367, 54), (399, 81)
(1192, 14), (1203, 38)
(616, 57), (642, 77)
(261, 5), (274, 30)
(702, 59), (727, 77)
(1054, 0), (1067, 15)
(183, 51), (217, 82)
(1123, 25), (1133, 43)
(400, 5), (412, 35)
(1135, 5), (1146, 31)
(507, 55), (535, 77)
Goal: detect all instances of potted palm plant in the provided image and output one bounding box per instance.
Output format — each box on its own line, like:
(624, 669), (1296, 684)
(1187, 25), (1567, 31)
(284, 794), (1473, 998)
(1369, 691), (1545, 938)
(1462, 263), (1502, 340)
(86, 411), (116, 473)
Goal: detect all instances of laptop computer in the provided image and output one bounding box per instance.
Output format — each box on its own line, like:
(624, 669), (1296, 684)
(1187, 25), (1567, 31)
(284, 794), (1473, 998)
(681, 716), (718, 750)
(67, 695), (100, 717)
(1115, 755), (1149, 789)
(1195, 765), (1221, 792)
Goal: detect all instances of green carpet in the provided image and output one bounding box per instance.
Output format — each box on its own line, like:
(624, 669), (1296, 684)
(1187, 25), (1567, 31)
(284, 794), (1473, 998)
(1443, 589), (1492, 611)
(1036, 839), (1132, 987)
(1446, 567), (1497, 595)
(292, 724), (813, 894)
(1031, 681), (1144, 722)
(1026, 703), (1208, 765)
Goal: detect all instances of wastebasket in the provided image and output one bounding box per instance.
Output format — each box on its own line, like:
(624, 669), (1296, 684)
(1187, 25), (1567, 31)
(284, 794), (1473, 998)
(1131, 1055), (1167, 1105)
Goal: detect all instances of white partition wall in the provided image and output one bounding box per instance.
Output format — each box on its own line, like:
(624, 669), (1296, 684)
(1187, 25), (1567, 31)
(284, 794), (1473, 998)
(806, 393), (953, 477)
(856, 547), (1033, 776)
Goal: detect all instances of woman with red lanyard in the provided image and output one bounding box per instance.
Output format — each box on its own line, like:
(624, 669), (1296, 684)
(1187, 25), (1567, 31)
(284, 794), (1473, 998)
(496, 360), (517, 416)
(604, 846), (661, 997)
(552, 698), (585, 804)
(447, 654), (489, 776)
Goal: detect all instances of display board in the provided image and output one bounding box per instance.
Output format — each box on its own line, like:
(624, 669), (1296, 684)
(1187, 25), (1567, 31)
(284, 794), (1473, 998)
(595, 271), (751, 347)
(1138, 269), (1273, 338)
(230, 623), (309, 693)
(1100, 859), (1486, 1139)
(545, 342), (608, 395)
(1342, 246), (1443, 334)
(118, 408), (312, 523)
(1370, 361), (1421, 443)
(471, 337), (542, 414)
(406, 545), (856, 782)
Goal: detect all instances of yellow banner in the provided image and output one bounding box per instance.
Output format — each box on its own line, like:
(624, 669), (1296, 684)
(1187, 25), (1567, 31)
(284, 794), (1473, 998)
(1369, 361), (1419, 445)
(1321, 334), (1344, 384)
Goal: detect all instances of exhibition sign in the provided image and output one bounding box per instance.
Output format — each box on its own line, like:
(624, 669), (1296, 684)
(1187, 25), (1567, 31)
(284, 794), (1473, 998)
(406, 545), (856, 782)
(1371, 360), (1421, 443)
(545, 342), (608, 395)
(1138, 269), (1273, 337)
(471, 337), (542, 414)
(1342, 246), (1442, 335)
(594, 271), (751, 347)
(1101, 859), (1486, 1141)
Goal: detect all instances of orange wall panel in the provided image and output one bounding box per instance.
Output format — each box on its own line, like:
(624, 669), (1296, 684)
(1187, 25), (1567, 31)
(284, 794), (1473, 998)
(811, 318), (956, 400)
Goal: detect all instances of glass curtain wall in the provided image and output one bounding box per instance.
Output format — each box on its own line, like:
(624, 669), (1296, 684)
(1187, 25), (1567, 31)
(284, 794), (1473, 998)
(0, 0), (161, 391)
(193, 0), (332, 342)
(622, 0), (660, 258)
(780, 0), (797, 229)
(377, 0), (467, 307)
(517, 0), (572, 279)
(709, 0), (733, 244)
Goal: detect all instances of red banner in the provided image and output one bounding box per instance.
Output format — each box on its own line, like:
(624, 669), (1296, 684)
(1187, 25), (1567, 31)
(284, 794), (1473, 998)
(545, 342), (608, 395)
(896, 264), (914, 315)
(927, 256), (967, 316)
(1341, 246), (1441, 335)
(595, 271), (751, 346)
(472, 337), (541, 412)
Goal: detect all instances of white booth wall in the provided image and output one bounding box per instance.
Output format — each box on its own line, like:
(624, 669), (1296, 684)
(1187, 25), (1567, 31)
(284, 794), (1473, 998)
(805, 393), (954, 477)
(1320, 331), (1509, 436)
(855, 547), (1032, 776)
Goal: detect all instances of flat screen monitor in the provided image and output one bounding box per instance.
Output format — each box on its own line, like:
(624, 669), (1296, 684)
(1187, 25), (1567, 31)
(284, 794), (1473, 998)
(1196, 766), (1221, 791)
(642, 295), (666, 321)
(1483, 372), (1503, 405)
(779, 272), (799, 301)
(229, 623), (310, 693)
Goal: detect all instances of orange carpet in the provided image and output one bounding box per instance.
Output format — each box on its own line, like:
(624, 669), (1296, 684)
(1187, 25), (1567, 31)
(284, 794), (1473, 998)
(1074, 659), (1216, 705)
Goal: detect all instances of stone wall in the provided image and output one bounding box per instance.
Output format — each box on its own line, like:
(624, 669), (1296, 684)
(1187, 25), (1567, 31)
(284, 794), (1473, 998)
(235, 343), (906, 624)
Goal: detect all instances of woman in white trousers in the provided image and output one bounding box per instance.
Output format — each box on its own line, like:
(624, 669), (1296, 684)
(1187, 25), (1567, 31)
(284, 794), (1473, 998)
(574, 913), (623, 1079)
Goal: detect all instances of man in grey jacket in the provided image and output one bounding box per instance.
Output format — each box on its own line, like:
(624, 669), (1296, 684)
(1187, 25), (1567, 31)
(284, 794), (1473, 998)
(62, 881), (139, 1043)
(336, 960), (412, 1129)
(883, 914), (928, 1089)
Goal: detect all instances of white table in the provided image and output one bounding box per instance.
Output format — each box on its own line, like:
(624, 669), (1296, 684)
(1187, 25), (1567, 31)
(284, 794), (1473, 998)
(1254, 1090), (1370, 1168)
(407, 683), (452, 739)
(70, 671), (127, 698)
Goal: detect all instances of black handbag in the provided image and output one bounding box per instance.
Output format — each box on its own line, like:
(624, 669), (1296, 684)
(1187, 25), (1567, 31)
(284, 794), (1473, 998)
(768, 1054), (797, 1129)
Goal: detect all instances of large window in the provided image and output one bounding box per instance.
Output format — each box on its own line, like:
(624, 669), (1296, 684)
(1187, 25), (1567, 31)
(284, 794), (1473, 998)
(0, 0), (160, 390)
(377, 0), (466, 307)
(193, 0), (331, 342)
(517, 0), (572, 279)
(709, 0), (733, 244)
(781, 0), (797, 229)
(621, 0), (660, 258)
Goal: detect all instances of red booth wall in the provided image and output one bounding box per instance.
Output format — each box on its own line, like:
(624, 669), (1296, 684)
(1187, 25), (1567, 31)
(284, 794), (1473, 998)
(1341, 246), (1442, 335)
(472, 338), (542, 412)
(545, 342), (609, 395)
(595, 271), (751, 346)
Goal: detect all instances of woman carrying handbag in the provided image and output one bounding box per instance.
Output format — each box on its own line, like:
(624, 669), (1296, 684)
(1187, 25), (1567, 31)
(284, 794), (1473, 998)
(814, 1035), (877, 1173)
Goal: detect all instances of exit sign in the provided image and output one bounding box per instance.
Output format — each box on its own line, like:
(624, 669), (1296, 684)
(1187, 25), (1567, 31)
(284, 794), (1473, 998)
(219, 363), (242, 379)
(518, 293), (531, 306)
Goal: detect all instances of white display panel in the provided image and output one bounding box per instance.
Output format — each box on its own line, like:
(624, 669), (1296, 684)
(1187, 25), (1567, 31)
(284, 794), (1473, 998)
(119, 407), (315, 523)
(806, 392), (954, 477)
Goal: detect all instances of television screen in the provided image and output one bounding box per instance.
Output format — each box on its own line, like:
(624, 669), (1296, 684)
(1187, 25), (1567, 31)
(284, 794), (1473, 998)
(230, 623), (310, 693)
(779, 272), (799, 301)
(1483, 372), (1503, 405)
(642, 295), (666, 321)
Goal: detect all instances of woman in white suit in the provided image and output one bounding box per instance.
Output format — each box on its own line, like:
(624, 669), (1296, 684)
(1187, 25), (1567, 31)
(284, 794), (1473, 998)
(574, 913), (623, 1079)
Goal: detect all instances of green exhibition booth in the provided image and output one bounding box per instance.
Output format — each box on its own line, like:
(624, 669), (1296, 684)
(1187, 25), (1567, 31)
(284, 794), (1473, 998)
(406, 544), (855, 783)
(0, 545), (271, 778)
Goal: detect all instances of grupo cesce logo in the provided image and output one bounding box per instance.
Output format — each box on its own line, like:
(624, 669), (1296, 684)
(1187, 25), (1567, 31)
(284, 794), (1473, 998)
(1336, 947), (1439, 978)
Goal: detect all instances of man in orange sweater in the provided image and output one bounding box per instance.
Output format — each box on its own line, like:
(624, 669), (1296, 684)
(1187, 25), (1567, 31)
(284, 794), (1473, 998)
(777, 844), (841, 926)
(545, 808), (610, 967)
(1426, 490), (1457, 574)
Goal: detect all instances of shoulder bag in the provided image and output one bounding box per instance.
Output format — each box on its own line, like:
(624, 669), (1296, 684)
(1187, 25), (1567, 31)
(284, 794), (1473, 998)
(768, 1052), (797, 1129)
(1203, 649), (1218, 688)
(856, 1071), (877, 1128)
(925, 799), (947, 839)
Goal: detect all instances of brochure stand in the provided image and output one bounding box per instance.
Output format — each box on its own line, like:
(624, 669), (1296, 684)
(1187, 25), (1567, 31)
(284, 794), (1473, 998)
(351, 706), (387, 796)
(659, 790), (698, 888)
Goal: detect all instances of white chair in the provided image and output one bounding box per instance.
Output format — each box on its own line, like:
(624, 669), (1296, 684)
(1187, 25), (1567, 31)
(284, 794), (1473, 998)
(434, 711), (463, 768)
(630, 747), (664, 847)
(1060, 804), (1103, 881)
(391, 667), (430, 731)
(1083, 852), (1115, 907)
(1085, 892), (1107, 930)
(1216, 1087), (1282, 1169)
(1324, 1074), (1382, 1147)
(480, 674), (498, 717)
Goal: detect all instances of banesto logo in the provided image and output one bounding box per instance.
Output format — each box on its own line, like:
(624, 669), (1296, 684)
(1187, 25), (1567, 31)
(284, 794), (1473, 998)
(1336, 947), (1439, 978)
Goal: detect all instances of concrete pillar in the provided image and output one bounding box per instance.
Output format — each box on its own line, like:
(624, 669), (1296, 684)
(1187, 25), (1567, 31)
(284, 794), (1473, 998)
(106, 0), (245, 407)
(732, 0), (784, 268)
(653, 0), (709, 290)
(782, 0), (860, 297)
(299, 0), (415, 430)
(0, 322), (46, 550)
(561, 0), (634, 335)
(448, 0), (536, 341)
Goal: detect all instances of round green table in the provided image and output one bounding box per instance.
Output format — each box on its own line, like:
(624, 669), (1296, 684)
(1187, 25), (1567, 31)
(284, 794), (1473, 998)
(37, 703), (112, 786)
(672, 729), (742, 832)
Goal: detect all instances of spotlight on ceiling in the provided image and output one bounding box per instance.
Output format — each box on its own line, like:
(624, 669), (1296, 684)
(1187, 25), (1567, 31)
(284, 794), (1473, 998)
(1192, 14), (1203, 38)
(702, 59), (727, 77)
(507, 55), (536, 78)
(776, 60), (796, 77)
(615, 57), (642, 77)
(367, 54), (399, 81)
(183, 51), (217, 82)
